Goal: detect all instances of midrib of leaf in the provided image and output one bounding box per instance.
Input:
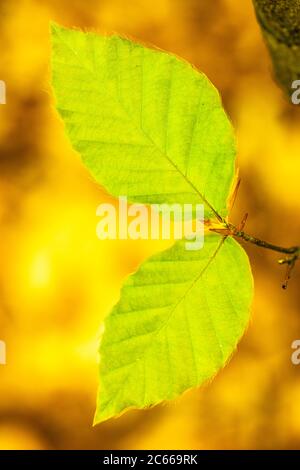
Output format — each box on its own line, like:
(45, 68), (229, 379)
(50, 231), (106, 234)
(99, 235), (226, 415)
(54, 27), (222, 220)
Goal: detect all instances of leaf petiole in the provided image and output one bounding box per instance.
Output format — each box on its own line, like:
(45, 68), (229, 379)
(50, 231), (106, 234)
(209, 219), (300, 288)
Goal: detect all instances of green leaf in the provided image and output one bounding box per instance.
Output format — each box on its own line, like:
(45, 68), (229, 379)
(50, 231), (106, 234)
(51, 23), (236, 218)
(50, 25), (253, 423)
(94, 234), (253, 423)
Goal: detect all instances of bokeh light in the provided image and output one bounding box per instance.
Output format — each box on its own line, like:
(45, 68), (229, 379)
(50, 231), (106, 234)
(0, 0), (299, 450)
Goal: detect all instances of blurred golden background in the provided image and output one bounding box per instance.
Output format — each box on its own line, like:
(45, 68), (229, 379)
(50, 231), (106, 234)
(0, 0), (300, 450)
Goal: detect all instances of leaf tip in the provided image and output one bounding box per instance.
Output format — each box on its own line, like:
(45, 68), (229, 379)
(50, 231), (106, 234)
(92, 413), (101, 427)
(93, 405), (113, 426)
(50, 21), (63, 36)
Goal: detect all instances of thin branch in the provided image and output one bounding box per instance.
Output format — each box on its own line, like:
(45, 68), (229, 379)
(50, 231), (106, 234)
(208, 219), (299, 288)
(227, 224), (299, 255)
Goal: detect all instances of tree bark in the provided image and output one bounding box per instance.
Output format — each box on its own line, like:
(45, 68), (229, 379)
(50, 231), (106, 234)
(252, 0), (300, 97)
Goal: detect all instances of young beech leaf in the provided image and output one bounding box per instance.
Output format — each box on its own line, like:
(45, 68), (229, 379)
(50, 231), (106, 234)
(51, 24), (253, 423)
(51, 23), (236, 218)
(95, 234), (253, 423)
